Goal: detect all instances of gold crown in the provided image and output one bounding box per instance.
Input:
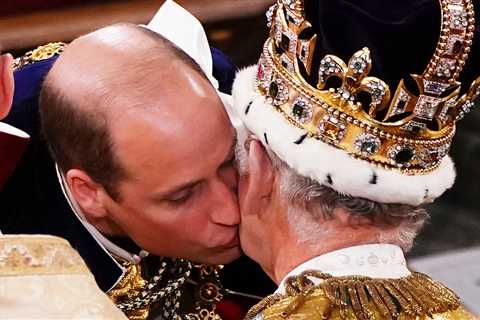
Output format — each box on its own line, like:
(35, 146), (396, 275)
(257, 0), (478, 174)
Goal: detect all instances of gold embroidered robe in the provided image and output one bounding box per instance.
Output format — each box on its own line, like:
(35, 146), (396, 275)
(0, 235), (128, 319)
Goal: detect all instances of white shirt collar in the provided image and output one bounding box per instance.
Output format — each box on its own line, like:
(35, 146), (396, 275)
(276, 244), (410, 294)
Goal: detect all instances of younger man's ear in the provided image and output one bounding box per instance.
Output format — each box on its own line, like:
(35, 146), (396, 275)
(66, 169), (108, 223)
(0, 54), (14, 120)
(242, 140), (274, 215)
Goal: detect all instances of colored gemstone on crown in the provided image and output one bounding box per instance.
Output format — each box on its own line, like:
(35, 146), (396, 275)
(268, 79), (289, 106)
(365, 80), (387, 105)
(281, 34), (290, 52)
(269, 81), (278, 98)
(401, 121), (427, 134)
(388, 145), (415, 166)
(257, 64), (264, 81)
(354, 134), (381, 156)
(280, 54), (294, 72)
(318, 116), (346, 142)
(452, 40), (463, 54)
(423, 80), (449, 96)
(292, 104), (303, 117)
(396, 149), (414, 164)
(350, 60), (365, 74)
(291, 98), (313, 123)
(348, 49), (370, 75)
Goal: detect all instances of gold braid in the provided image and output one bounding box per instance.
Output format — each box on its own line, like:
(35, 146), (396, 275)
(245, 271), (460, 320)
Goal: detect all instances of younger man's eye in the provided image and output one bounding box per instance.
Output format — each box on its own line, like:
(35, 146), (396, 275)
(167, 188), (194, 205)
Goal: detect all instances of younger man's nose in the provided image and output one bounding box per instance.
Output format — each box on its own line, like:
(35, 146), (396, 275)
(209, 180), (240, 226)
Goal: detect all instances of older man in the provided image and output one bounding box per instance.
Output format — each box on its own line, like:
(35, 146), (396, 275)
(0, 2), (273, 319)
(232, 0), (479, 318)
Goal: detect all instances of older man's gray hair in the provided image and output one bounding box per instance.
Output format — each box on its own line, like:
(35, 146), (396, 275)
(236, 135), (429, 252)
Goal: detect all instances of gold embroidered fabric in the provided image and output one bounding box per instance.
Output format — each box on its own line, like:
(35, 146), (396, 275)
(0, 235), (127, 319)
(109, 262), (150, 320)
(0, 235), (89, 276)
(262, 297), (476, 320)
(247, 271), (478, 320)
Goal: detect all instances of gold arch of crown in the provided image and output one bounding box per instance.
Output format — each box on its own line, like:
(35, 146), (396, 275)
(256, 0), (479, 174)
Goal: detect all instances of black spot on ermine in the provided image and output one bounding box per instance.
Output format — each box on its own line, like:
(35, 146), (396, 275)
(370, 172), (378, 185)
(245, 101), (253, 115)
(294, 133), (308, 145)
(326, 174), (333, 185)
(424, 189), (429, 199)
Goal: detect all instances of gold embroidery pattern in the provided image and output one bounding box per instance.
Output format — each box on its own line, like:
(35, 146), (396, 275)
(109, 263), (150, 320)
(13, 42), (66, 71)
(246, 271), (467, 320)
(0, 235), (89, 276)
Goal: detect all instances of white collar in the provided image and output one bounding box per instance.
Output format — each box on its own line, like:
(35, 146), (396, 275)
(145, 1), (237, 128)
(276, 244), (410, 294)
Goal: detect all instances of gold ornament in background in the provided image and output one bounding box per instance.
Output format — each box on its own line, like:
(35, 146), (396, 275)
(13, 42), (66, 70)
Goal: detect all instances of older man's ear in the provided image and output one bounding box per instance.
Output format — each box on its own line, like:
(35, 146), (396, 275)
(0, 54), (14, 120)
(240, 140), (274, 217)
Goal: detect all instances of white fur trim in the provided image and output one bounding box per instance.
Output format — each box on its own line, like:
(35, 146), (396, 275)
(232, 66), (456, 205)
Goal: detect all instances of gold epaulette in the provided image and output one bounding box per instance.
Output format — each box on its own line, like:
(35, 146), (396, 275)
(13, 42), (66, 71)
(246, 271), (476, 320)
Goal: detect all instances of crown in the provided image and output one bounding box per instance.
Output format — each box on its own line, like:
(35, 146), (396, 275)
(256, 0), (478, 174)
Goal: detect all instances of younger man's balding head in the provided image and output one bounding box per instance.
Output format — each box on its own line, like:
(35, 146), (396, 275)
(47, 24), (208, 111)
(40, 23), (212, 198)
